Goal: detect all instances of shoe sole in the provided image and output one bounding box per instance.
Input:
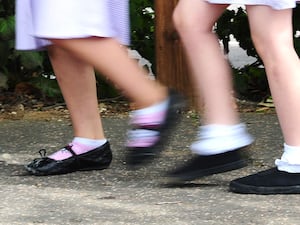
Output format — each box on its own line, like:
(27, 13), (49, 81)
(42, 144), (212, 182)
(164, 159), (248, 184)
(25, 163), (111, 176)
(229, 182), (300, 195)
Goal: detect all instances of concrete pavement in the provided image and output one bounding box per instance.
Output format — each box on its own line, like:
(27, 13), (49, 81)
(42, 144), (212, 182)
(0, 113), (300, 225)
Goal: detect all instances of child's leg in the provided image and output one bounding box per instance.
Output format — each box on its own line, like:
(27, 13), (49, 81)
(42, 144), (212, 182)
(47, 46), (105, 140)
(230, 6), (300, 194)
(173, 0), (238, 125)
(25, 45), (113, 176)
(48, 37), (184, 167)
(166, 0), (253, 183)
(247, 6), (300, 146)
(173, 0), (253, 151)
(49, 38), (168, 108)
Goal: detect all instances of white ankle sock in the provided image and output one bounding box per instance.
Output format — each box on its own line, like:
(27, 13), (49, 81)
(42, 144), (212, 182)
(72, 137), (107, 148)
(275, 143), (300, 173)
(191, 123), (254, 155)
(131, 98), (169, 122)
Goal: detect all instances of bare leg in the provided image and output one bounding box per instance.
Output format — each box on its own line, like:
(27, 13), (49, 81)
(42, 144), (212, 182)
(173, 0), (238, 125)
(47, 37), (185, 167)
(49, 38), (168, 109)
(48, 45), (105, 140)
(166, 0), (253, 183)
(25, 45), (113, 175)
(247, 6), (300, 146)
(230, 6), (300, 194)
(173, 0), (253, 153)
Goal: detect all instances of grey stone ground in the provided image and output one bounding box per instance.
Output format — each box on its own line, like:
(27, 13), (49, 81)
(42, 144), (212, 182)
(1, 113), (300, 225)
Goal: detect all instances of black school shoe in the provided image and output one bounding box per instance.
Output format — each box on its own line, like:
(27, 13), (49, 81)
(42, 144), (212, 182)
(125, 89), (185, 168)
(25, 142), (112, 176)
(165, 146), (249, 184)
(230, 167), (300, 194)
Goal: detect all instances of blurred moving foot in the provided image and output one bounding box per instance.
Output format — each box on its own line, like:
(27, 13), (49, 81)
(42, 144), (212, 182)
(125, 89), (185, 168)
(165, 146), (250, 184)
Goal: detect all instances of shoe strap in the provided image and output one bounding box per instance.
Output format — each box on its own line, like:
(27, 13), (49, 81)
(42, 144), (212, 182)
(38, 149), (47, 158)
(64, 145), (78, 157)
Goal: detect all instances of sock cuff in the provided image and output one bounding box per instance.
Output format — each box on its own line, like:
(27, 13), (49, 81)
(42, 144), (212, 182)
(131, 98), (169, 117)
(277, 143), (300, 164)
(73, 137), (107, 147)
(199, 123), (248, 139)
(275, 143), (300, 173)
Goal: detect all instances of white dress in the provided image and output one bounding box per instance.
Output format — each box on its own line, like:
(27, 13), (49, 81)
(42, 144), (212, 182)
(206, 0), (297, 10)
(16, 0), (130, 50)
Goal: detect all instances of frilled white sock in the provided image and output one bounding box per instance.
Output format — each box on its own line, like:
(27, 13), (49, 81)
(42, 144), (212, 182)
(275, 143), (300, 173)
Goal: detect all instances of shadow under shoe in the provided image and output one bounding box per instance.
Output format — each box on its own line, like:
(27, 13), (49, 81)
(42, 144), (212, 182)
(230, 167), (300, 194)
(125, 89), (186, 169)
(165, 146), (250, 184)
(25, 142), (112, 176)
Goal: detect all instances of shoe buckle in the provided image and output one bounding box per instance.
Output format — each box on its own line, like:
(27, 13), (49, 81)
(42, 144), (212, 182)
(38, 149), (47, 158)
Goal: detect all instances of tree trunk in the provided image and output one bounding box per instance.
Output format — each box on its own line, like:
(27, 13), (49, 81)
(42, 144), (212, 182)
(154, 0), (195, 107)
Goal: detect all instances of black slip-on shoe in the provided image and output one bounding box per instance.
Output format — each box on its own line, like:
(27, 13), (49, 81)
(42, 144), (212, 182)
(230, 167), (300, 194)
(25, 141), (112, 176)
(165, 146), (249, 184)
(125, 89), (185, 168)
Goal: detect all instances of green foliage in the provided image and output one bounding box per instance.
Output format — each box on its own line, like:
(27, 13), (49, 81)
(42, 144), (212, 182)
(0, 0), (47, 96)
(215, 9), (235, 54)
(0, 1), (16, 70)
(233, 66), (269, 102)
(216, 7), (260, 62)
(0, 15), (14, 40)
(130, 0), (155, 69)
(5, 51), (46, 91)
(0, 0), (156, 100)
(293, 6), (300, 56)
(30, 74), (62, 99)
(1, 1), (300, 103)
(216, 5), (300, 102)
(0, 13), (15, 75)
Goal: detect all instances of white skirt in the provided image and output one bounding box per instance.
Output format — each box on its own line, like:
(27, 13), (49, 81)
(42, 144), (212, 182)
(16, 0), (130, 50)
(206, 0), (297, 10)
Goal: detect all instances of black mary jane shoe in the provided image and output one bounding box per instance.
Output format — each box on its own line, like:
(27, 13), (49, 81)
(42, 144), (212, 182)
(25, 141), (112, 176)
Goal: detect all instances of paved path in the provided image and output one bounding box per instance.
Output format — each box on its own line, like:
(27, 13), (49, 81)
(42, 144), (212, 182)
(1, 113), (300, 225)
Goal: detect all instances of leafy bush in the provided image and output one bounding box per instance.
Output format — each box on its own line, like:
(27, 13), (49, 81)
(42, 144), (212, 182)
(130, 0), (155, 68)
(0, 1), (299, 103)
(0, 0), (47, 97)
(0, 0), (156, 100)
(216, 5), (300, 102)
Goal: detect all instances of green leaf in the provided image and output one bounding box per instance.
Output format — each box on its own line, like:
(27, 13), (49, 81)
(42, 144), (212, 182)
(0, 15), (15, 40)
(18, 51), (44, 70)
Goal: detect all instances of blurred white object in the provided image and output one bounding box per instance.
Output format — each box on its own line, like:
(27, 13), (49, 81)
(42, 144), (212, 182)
(128, 49), (155, 80)
(0, 73), (8, 90)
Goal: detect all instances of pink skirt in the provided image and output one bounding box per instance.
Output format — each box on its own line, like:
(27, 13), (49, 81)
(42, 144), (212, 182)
(16, 0), (130, 50)
(206, 0), (297, 10)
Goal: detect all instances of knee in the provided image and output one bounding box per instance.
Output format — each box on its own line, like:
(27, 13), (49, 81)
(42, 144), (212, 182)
(172, 6), (185, 34)
(172, 5), (197, 35)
